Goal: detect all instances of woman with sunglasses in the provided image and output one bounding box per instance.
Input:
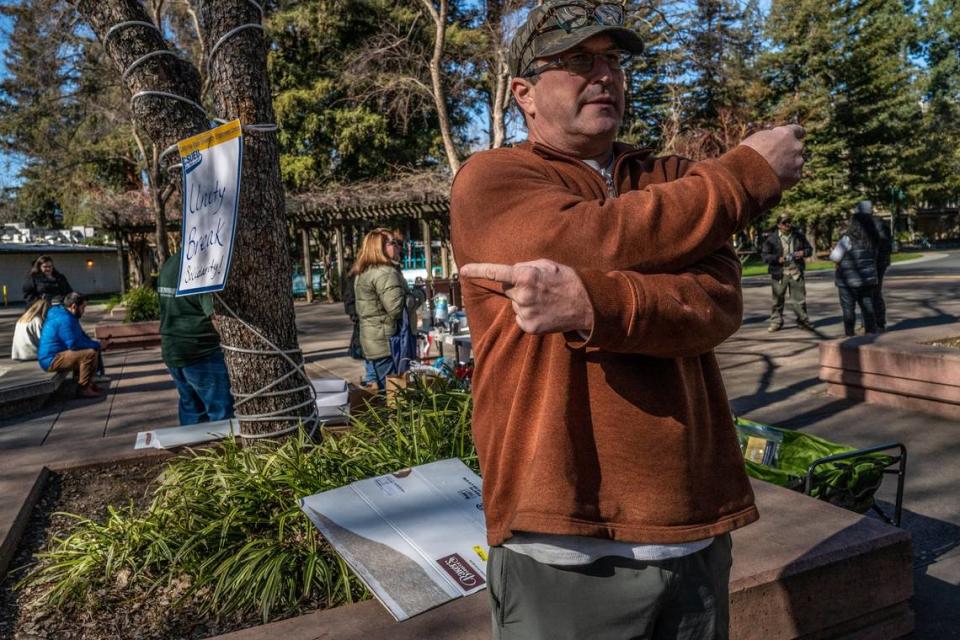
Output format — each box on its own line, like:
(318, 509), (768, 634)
(351, 229), (421, 390)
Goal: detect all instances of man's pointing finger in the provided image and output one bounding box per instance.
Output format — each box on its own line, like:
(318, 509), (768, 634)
(459, 263), (517, 285)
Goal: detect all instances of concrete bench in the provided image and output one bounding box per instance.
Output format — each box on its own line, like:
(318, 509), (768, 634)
(0, 360), (68, 419)
(820, 325), (960, 419)
(214, 479), (913, 640)
(95, 320), (161, 351)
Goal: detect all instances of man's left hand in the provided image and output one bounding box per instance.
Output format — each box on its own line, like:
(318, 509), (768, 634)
(459, 259), (594, 335)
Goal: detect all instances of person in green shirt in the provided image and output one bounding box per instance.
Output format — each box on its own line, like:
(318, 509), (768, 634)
(158, 254), (234, 424)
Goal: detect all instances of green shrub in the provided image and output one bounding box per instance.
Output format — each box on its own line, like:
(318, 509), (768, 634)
(20, 376), (475, 623)
(123, 286), (159, 323)
(102, 294), (123, 313)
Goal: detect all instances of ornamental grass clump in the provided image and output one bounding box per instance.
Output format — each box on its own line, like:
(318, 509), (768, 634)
(19, 376), (475, 625)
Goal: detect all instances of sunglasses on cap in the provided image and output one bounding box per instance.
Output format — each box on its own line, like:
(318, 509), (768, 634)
(518, 2), (626, 75)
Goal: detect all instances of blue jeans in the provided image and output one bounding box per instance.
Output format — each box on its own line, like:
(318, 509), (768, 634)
(365, 356), (396, 390)
(363, 359), (378, 385)
(167, 350), (235, 425)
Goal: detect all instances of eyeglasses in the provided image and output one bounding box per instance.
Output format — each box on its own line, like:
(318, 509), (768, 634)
(522, 49), (632, 78)
(386, 240), (401, 247)
(518, 2), (627, 75)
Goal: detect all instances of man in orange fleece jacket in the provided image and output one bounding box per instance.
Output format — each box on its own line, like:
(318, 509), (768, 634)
(450, 2), (805, 638)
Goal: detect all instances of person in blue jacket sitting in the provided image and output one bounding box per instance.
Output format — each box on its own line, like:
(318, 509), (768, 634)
(38, 292), (106, 398)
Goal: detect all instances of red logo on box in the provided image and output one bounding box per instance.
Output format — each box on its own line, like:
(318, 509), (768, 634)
(436, 553), (484, 591)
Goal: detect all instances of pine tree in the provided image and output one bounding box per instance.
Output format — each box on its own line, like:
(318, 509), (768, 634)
(268, 0), (463, 191)
(761, 0), (850, 238)
(0, 0), (82, 225)
(915, 0), (960, 205)
(681, 0), (762, 129)
(761, 0), (924, 242)
(621, 0), (678, 148)
(834, 0), (924, 206)
(0, 0), (148, 227)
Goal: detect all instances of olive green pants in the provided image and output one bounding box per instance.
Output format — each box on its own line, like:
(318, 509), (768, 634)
(488, 535), (732, 640)
(770, 275), (809, 326)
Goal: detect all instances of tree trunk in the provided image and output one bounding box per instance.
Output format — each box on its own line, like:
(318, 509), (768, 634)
(76, 0), (315, 436)
(130, 126), (170, 268)
(75, 0), (207, 174)
(151, 145), (170, 266)
(419, 0), (460, 173)
(301, 227), (314, 303)
(486, 0), (508, 149)
(198, 1), (314, 435)
(421, 219), (434, 279)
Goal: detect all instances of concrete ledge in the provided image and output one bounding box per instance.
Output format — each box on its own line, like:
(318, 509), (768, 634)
(95, 320), (161, 351)
(825, 382), (960, 421)
(212, 480), (913, 640)
(0, 466), (48, 579)
(819, 324), (960, 417)
(0, 360), (68, 419)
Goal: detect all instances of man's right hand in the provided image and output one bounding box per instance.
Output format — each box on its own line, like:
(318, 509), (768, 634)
(740, 124), (806, 191)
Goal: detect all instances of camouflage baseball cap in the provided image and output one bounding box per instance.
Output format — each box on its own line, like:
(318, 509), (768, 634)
(508, 0), (643, 78)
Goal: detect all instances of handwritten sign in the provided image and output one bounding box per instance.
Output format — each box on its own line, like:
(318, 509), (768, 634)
(175, 119), (242, 296)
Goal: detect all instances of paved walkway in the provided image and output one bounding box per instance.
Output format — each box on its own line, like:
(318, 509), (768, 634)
(1, 254), (959, 637)
(0, 301), (364, 450)
(724, 253), (960, 639)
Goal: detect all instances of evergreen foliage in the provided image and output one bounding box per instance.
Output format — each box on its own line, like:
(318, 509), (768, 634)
(0, 0), (956, 238)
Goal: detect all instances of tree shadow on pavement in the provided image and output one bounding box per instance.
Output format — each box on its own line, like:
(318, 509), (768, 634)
(870, 504), (960, 639)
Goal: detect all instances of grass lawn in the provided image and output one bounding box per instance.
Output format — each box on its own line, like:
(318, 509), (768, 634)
(741, 252), (920, 278)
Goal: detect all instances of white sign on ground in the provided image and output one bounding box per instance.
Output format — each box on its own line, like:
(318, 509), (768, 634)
(134, 418), (237, 449)
(175, 119), (243, 296)
(133, 378), (351, 449)
(300, 458), (488, 621)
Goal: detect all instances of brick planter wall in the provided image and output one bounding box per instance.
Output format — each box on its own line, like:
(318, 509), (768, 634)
(95, 321), (161, 351)
(819, 324), (960, 419)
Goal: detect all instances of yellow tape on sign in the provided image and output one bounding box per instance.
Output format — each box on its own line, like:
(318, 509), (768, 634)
(473, 545), (488, 562)
(178, 119), (242, 157)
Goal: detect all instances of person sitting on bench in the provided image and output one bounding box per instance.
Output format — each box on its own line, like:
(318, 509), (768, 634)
(37, 292), (106, 398)
(11, 298), (50, 361)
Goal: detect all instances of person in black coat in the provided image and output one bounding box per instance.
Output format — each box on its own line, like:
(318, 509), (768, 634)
(858, 201), (893, 331)
(830, 211), (880, 337)
(761, 214), (815, 332)
(22, 255), (73, 305)
(340, 258), (364, 362)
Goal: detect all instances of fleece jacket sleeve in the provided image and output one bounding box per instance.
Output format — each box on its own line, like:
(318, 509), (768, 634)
(451, 145), (781, 275)
(567, 244), (743, 357)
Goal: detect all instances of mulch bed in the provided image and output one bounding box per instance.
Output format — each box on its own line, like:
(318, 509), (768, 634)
(923, 336), (960, 349)
(0, 458), (303, 640)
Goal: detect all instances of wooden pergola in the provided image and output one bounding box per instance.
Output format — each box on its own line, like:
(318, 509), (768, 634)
(287, 197), (452, 302)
